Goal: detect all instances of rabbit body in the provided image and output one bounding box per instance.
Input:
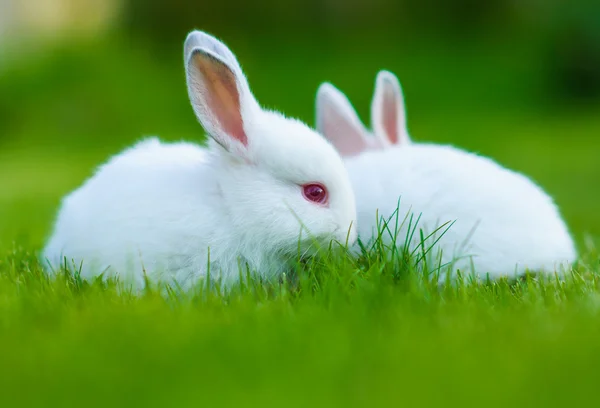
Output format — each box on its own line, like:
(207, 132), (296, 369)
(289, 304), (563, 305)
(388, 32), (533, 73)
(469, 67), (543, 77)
(42, 31), (357, 290)
(316, 71), (576, 279)
(346, 141), (576, 279)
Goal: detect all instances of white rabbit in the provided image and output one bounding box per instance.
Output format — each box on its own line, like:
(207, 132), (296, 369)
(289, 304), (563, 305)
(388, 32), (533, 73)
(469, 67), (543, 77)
(41, 30), (357, 290)
(316, 70), (576, 280)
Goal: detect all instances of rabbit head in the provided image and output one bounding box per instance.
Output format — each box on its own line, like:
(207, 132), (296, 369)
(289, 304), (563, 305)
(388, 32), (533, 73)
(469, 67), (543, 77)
(184, 31), (357, 253)
(316, 70), (412, 156)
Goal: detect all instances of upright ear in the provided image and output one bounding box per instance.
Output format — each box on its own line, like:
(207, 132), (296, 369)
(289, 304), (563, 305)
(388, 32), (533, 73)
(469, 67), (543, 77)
(316, 82), (371, 157)
(371, 70), (411, 147)
(184, 30), (247, 88)
(184, 31), (260, 155)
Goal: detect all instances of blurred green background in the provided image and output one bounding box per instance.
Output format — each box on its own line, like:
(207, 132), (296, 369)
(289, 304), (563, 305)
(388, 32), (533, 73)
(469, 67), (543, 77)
(0, 0), (599, 250)
(1, 2), (600, 407)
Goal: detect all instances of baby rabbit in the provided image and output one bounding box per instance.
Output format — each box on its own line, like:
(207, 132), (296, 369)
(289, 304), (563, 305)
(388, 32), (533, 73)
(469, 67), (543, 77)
(42, 30), (357, 290)
(316, 70), (576, 281)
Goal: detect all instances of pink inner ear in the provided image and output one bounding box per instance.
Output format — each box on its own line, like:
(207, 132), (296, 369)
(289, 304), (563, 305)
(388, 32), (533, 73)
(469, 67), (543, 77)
(195, 53), (248, 146)
(322, 103), (367, 157)
(382, 85), (399, 145)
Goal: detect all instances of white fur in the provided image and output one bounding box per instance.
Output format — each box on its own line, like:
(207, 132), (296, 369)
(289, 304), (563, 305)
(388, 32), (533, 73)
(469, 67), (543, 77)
(42, 31), (357, 290)
(316, 70), (576, 280)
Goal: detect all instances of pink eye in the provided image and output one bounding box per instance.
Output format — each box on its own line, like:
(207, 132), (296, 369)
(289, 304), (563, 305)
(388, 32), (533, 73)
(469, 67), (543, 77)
(302, 183), (328, 205)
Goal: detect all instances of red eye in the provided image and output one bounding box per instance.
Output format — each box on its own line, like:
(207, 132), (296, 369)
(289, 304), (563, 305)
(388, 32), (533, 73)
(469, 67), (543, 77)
(302, 183), (328, 205)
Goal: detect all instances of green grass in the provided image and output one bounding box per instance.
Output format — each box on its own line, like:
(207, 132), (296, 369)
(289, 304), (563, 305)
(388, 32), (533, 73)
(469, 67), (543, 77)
(1, 35), (600, 407)
(1, 241), (600, 407)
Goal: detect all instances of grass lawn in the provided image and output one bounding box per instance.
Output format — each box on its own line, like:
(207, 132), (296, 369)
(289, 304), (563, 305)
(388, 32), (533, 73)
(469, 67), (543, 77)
(1, 36), (599, 407)
(1, 244), (600, 407)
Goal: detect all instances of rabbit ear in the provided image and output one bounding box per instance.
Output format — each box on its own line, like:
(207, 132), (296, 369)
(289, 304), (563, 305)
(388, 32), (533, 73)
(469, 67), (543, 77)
(184, 31), (260, 155)
(184, 31), (246, 86)
(371, 70), (411, 147)
(316, 82), (370, 157)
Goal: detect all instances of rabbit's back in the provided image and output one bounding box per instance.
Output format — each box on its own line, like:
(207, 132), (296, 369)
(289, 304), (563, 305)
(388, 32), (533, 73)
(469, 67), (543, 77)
(42, 138), (220, 288)
(348, 143), (576, 278)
